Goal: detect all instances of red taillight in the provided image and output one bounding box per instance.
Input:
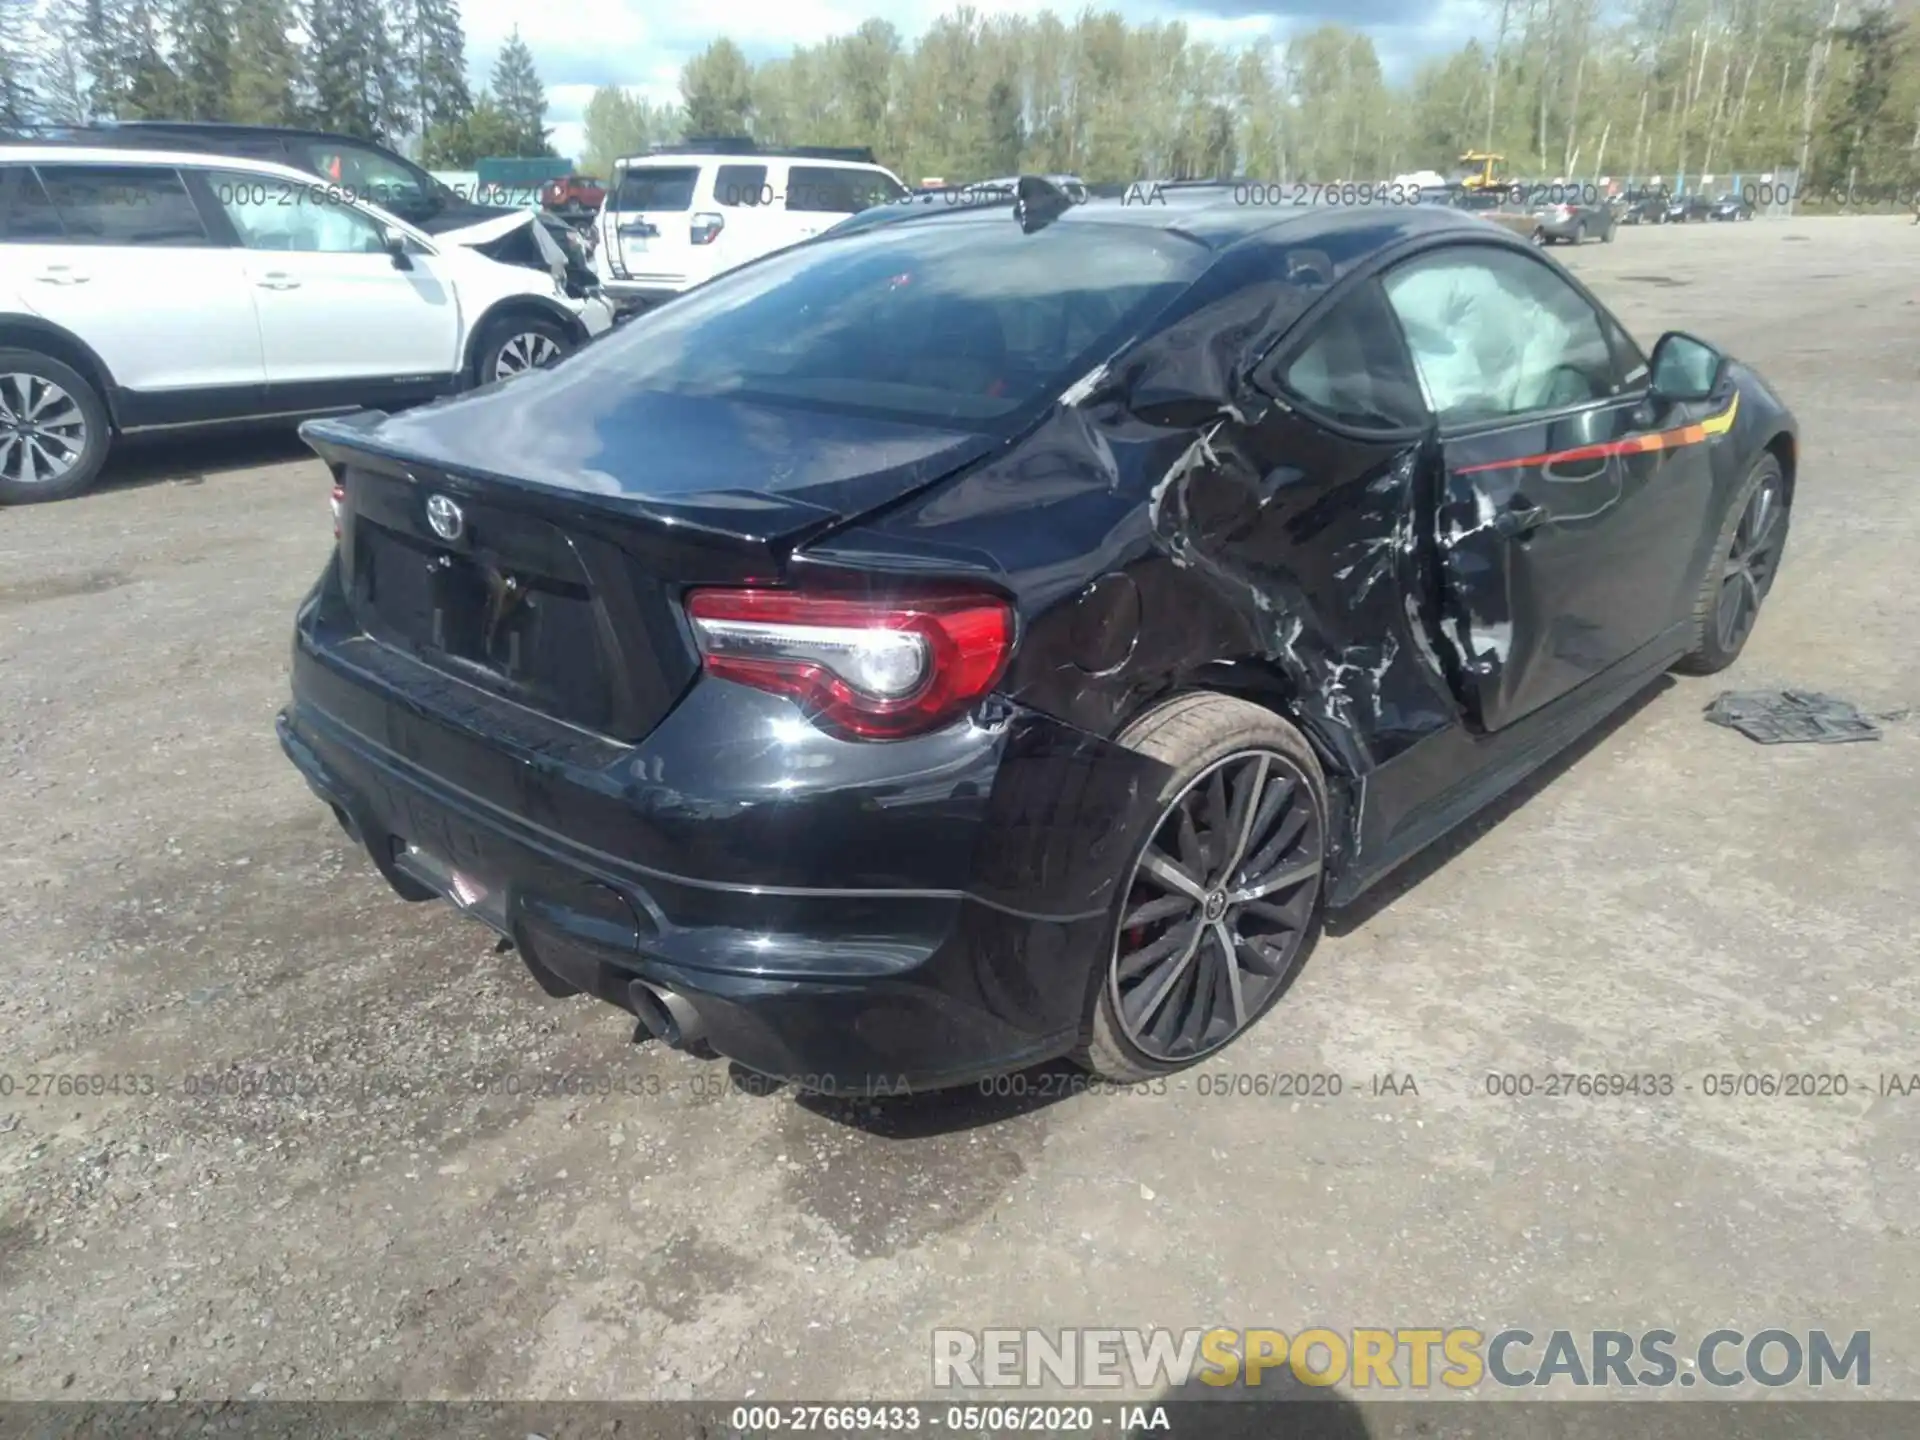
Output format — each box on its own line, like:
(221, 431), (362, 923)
(330, 482), (344, 539)
(684, 588), (1015, 739)
(690, 211), (724, 245)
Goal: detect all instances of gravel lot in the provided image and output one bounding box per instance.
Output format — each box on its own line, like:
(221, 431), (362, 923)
(2, 216), (1917, 1404)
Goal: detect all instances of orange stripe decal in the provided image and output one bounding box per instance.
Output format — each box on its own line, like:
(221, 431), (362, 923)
(1456, 393), (1739, 476)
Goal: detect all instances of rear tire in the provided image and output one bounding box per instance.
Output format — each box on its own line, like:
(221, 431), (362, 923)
(1078, 694), (1329, 1084)
(1674, 452), (1789, 675)
(0, 349), (111, 505)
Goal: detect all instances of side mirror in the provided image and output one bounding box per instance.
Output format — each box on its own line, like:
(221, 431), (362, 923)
(381, 227), (413, 271)
(1649, 330), (1727, 402)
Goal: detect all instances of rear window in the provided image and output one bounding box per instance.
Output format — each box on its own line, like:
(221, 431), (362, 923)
(32, 165), (209, 246)
(786, 165), (909, 214)
(614, 166), (699, 212)
(564, 220), (1207, 428)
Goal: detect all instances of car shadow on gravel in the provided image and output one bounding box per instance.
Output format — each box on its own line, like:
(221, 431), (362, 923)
(1140, 1366), (1371, 1439)
(744, 678), (1677, 1140)
(1326, 675), (1673, 937)
(734, 1059), (1080, 1137)
(94, 424), (316, 495)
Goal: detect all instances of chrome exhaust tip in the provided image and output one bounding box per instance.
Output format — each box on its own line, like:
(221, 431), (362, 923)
(627, 980), (707, 1050)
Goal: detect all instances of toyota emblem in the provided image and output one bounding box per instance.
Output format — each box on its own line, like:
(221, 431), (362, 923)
(425, 494), (465, 542)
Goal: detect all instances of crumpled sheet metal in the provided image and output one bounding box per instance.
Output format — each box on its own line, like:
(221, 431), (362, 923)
(1704, 690), (1882, 745)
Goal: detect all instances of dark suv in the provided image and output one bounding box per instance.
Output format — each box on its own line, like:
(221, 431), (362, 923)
(20, 121), (599, 296)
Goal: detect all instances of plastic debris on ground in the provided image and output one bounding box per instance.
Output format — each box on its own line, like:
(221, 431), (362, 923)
(1703, 690), (1882, 745)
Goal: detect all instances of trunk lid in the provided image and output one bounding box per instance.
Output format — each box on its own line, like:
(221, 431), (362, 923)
(301, 388), (1000, 743)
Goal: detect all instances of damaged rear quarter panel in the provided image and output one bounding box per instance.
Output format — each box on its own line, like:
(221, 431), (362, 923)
(797, 236), (1469, 885)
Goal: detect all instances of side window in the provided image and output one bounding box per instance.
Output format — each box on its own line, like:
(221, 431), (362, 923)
(713, 164), (770, 208)
(1272, 278), (1428, 432)
(1380, 245), (1636, 425)
(34, 165), (210, 247)
(0, 167), (65, 242)
(206, 170), (387, 254)
(786, 166), (906, 214)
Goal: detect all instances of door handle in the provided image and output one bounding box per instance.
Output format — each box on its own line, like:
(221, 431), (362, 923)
(256, 274), (302, 290)
(35, 267), (90, 285)
(1494, 498), (1550, 538)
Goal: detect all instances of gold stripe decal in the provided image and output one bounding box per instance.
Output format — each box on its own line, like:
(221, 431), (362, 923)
(1699, 392), (1740, 437)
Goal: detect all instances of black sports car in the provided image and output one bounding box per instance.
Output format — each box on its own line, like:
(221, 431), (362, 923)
(283, 182), (1798, 1092)
(1709, 194), (1756, 221)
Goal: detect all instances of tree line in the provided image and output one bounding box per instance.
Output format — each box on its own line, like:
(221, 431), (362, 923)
(0, 0), (553, 167)
(588, 1), (1919, 194)
(3, 0), (1915, 193)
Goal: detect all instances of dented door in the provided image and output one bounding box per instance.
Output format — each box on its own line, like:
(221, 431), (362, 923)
(1429, 391), (1726, 731)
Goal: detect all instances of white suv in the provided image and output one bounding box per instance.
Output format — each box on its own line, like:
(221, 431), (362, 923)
(593, 147), (908, 310)
(0, 145), (615, 504)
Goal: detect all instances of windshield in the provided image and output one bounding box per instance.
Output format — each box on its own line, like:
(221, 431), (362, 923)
(559, 220), (1208, 428)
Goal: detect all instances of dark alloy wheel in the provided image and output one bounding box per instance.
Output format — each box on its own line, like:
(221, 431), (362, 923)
(1676, 452), (1790, 674)
(1713, 467), (1786, 655)
(1081, 694), (1329, 1081)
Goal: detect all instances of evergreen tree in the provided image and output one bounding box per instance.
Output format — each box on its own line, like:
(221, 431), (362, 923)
(490, 27), (550, 155)
(77, 0), (127, 118)
(421, 87), (521, 165)
(172, 0), (235, 121)
(0, 0), (38, 130)
(33, 0), (93, 124)
(984, 77), (1023, 173)
(228, 0), (302, 125)
(304, 0), (404, 140)
(402, 0), (470, 137)
(122, 0), (180, 119)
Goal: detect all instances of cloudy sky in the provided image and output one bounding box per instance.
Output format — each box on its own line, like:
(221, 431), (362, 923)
(457, 0), (1493, 162)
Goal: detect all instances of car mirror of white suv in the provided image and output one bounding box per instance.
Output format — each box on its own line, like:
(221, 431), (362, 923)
(379, 226), (413, 272)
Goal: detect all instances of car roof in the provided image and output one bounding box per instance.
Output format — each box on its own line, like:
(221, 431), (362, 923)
(37, 120), (402, 150)
(829, 183), (1507, 252)
(0, 143), (329, 182)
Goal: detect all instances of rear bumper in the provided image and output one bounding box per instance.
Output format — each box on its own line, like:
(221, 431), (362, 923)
(589, 270), (691, 312)
(280, 628), (1169, 1092)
